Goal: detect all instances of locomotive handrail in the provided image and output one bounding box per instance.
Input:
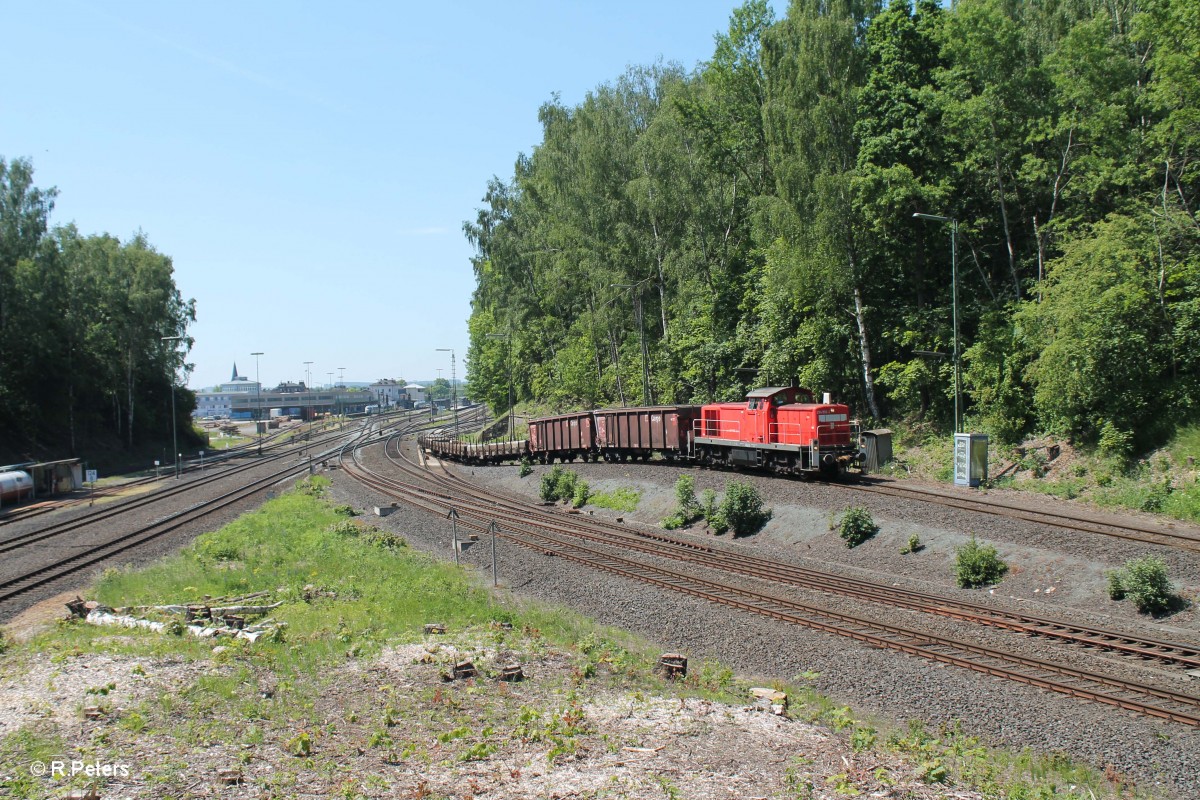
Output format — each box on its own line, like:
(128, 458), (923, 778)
(693, 418), (742, 439)
(769, 422), (804, 439)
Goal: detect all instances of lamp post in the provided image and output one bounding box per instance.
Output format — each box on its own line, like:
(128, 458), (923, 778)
(612, 279), (653, 406)
(251, 351), (264, 454)
(337, 367), (346, 422)
(436, 348), (458, 437)
(161, 336), (184, 478)
(913, 212), (961, 433)
(485, 332), (514, 440)
(303, 360), (313, 421)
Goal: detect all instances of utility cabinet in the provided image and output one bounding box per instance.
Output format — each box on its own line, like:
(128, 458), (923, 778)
(953, 433), (989, 487)
(859, 429), (893, 473)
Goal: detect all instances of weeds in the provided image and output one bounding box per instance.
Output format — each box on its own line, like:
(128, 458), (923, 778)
(954, 535), (1008, 588)
(587, 487), (641, 512)
(837, 507), (878, 548)
(1106, 556), (1175, 615)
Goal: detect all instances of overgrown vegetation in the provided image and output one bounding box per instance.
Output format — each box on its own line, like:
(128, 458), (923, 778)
(720, 482), (771, 536)
(953, 535), (1008, 588)
(662, 477), (771, 536)
(837, 507), (878, 548)
(1106, 556), (1176, 615)
(586, 486), (642, 513)
(663, 476), (703, 530)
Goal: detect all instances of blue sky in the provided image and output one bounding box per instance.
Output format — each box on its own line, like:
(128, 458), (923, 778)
(4, 1), (770, 391)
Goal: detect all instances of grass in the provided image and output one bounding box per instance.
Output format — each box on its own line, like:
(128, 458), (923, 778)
(0, 476), (1165, 800)
(586, 487), (642, 513)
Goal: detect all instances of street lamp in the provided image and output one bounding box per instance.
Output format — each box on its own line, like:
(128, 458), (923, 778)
(337, 367), (346, 421)
(485, 332), (514, 440)
(913, 212), (961, 433)
(251, 351), (264, 454)
(436, 348), (458, 437)
(303, 361), (314, 421)
(161, 336), (185, 478)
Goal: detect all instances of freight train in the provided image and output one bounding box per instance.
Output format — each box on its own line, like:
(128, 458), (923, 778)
(421, 386), (864, 478)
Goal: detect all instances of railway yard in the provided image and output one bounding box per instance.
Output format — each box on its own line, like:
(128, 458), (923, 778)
(2, 410), (1199, 797)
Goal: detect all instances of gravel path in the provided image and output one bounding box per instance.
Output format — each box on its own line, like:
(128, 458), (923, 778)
(330, 442), (1200, 799)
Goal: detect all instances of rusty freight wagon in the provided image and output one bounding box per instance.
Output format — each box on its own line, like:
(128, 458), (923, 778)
(527, 411), (596, 463)
(594, 406), (701, 462)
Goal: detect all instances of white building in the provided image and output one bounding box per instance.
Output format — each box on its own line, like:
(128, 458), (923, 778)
(370, 379), (406, 407)
(193, 363), (261, 418)
(404, 383), (426, 404)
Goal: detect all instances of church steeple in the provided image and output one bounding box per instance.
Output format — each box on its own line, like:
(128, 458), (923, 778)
(232, 363), (241, 381)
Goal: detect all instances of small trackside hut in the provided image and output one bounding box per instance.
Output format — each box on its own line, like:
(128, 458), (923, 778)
(694, 387), (861, 476)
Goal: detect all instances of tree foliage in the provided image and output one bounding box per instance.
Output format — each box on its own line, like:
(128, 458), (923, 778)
(0, 157), (194, 464)
(463, 0), (1200, 451)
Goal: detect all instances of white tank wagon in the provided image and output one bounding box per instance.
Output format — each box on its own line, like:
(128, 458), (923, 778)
(0, 470), (34, 504)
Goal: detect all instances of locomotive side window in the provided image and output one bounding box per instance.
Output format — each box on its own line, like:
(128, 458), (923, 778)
(748, 398), (760, 410)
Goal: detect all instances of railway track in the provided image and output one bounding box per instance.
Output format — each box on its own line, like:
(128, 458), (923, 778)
(0, 420), (324, 527)
(849, 477), (1200, 553)
(408, 449), (1200, 671)
(0, 425), (355, 556)
(0, 414), (425, 609)
(336, 429), (1200, 728)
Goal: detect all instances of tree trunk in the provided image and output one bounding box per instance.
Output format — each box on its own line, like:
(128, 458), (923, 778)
(991, 134), (1020, 299)
(607, 326), (626, 407)
(125, 349), (135, 449)
(852, 284), (881, 422)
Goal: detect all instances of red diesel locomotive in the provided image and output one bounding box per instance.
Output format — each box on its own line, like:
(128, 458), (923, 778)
(694, 386), (860, 476)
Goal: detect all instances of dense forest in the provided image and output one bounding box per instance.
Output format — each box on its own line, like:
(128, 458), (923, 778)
(464, 0), (1199, 455)
(0, 157), (195, 466)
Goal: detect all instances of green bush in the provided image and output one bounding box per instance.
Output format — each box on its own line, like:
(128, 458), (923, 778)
(719, 481), (771, 536)
(539, 466), (565, 501)
(700, 489), (718, 521)
(661, 512), (686, 530)
(1106, 569), (1126, 600)
(900, 533), (921, 555)
(362, 529), (408, 551)
(838, 507), (878, 548)
(1107, 556), (1174, 614)
(519, 457), (533, 478)
(674, 476), (700, 519)
(554, 469), (578, 502)
(954, 535), (1008, 588)
(1097, 421), (1133, 460)
(663, 476), (703, 529)
(572, 480), (590, 509)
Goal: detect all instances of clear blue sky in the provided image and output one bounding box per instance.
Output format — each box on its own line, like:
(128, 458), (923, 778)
(4, 1), (770, 391)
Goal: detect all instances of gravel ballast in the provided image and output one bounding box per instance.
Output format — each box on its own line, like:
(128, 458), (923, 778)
(330, 444), (1200, 799)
